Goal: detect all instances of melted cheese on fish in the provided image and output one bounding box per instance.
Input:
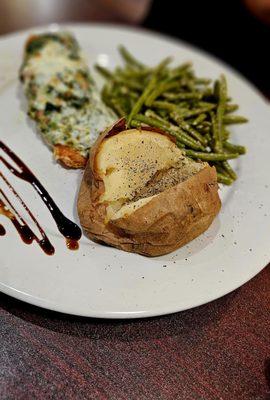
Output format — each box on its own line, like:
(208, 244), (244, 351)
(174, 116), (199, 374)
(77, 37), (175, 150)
(20, 32), (115, 157)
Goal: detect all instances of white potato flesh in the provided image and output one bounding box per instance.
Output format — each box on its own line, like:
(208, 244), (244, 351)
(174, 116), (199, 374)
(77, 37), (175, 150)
(96, 129), (183, 203)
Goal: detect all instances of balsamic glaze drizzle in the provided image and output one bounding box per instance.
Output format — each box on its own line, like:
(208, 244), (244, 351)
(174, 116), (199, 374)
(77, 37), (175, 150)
(0, 223), (6, 236)
(0, 140), (82, 254)
(0, 179), (54, 255)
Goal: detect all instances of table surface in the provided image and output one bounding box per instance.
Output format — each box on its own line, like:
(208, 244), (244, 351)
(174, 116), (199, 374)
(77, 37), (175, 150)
(1, 265), (270, 400)
(1, 3), (270, 399)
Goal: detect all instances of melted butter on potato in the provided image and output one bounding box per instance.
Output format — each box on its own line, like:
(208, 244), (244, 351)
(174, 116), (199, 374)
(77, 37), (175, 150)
(96, 129), (183, 204)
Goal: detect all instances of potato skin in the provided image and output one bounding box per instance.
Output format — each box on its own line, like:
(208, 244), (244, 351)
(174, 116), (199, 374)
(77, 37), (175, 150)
(77, 120), (221, 256)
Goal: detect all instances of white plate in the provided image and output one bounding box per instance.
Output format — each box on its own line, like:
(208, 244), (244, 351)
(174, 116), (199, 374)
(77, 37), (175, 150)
(0, 23), (270, 319)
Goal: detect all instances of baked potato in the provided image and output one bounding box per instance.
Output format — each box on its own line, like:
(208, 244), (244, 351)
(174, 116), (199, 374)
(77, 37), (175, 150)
(77, 118), (221, 256)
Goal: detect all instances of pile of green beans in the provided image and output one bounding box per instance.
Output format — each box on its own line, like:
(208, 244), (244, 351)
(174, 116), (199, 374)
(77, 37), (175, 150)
(95, 46), (248, 185)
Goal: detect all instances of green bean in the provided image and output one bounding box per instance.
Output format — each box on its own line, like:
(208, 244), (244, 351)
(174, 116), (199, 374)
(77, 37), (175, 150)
(214, 74), (227, 152)
(118, 45), (145, 70)
(164, 66), (193, 85)
(210, 111), (221, 153)
(198, 101), (216, 108)
(172, 104), (216, 119)
(170, 62), (192, 76)
(164, 129), (205, 150)
(164, 122), (207, 150)
(214, 164), (231, 178)
(117, 87), (139, 100)
(162, 92), (203, 101)
(225, 104), (239, 113)
(195, 78), (212, 85)
(189, 113), (207, 126)
(175, 102), (191, 110)
(217, 172), (234, 185)
(157, 109), (170, 119)
(204, 133), (212, 143)
(130, 120), (143, 129)
(176, 140), (185, 149)
(155, 57), (173, 74)
(200, 121), (212, 128)
(201, 88), (213, 98)
(221, 161), (237, 180)
(221, 128), (230, 141)
(132, 114), (167, 131)
(186, 80), (195, 92)
(103, 91), (130, 116)
(184, 150), (239, 161)
(127, 77), (157, 126)
(152, 100), (178, 112)
(101, 83), (117, 109)
(170, 114), (207, 145)
(223, 115), (249, 124)
(133, 114), (206, 150)
(127, 58), (172, 125)
(101, 81), (112, 97)
(110, 98), (126, 117)
(196, 124), (207, 132)
(145, 109), (170, 125)
(214, 80), (220, 99)
(94, 64), (113, 80)
(121, 95), (135, 114)
(223, 141), (246, 154)
(114, 77), (143, 91)
(168, 124), (206, 147)
(119, 68), (151, 79)
(115, 66), (124, 76)
(145, 81), (181, 106)
(198, 126), (211, 134)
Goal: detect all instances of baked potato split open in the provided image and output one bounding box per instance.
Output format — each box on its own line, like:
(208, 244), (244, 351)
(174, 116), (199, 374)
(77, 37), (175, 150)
(77, 119), (221, 256)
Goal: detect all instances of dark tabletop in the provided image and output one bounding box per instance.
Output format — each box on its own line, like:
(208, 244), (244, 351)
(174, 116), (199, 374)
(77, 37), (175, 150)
(1, 1), (270, 399)
(1, 264), (270, 400)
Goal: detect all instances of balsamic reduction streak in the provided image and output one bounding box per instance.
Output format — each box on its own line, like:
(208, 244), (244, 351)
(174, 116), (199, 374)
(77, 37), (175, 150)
(0, 183), (54, 255)
(0, 140), (82, 254)
(0, 223), (6, 236)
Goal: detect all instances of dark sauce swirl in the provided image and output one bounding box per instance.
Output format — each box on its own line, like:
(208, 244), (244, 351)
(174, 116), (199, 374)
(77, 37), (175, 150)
(0, 140), (82, 254)
(0, 224), (6, 236)
(0, 185), (54, 255)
